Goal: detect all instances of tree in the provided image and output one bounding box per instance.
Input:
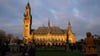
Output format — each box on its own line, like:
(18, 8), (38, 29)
(0, 30), (6, 42)
(6, 34), (13, 43)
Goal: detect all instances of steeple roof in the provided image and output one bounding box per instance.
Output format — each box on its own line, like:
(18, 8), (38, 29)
(68, 21), (71, 26)
(33, 26), (66, 34)
(26, 2), (30, 9)
(48, 18), (50, 27)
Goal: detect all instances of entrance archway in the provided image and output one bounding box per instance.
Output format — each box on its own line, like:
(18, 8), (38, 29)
(46, 42), (52, 46)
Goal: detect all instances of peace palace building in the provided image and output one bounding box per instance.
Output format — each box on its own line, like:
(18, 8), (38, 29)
(23, 2), (76, 45)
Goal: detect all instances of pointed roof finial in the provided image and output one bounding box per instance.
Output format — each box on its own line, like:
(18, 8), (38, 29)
(42, 24), (45, 27)
(68, 21), (70, 25)
(48, 18), (50, 27)
(54, 24), (55, 27)
(26, 0), (30, 9)
(28, 0), (29, 3)
(68, 21), (72, 32)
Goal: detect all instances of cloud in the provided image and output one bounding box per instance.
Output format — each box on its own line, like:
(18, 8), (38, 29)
(0, 0), (100, 40)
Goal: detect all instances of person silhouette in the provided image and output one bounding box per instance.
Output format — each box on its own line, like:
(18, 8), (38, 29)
(23, 42), (36, 56)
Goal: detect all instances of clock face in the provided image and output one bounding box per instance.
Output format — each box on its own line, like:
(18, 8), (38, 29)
(25, 25), (28, 29)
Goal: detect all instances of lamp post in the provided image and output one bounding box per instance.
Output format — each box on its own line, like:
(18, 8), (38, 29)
(66, 30), (69, 51)
(67, 30), (69, 44)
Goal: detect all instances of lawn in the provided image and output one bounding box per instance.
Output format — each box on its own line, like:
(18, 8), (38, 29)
(36, 51), (85, 56)
(36, 48), (85, 56)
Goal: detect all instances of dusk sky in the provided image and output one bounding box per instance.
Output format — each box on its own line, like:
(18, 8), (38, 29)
(0, 0), (100, 41)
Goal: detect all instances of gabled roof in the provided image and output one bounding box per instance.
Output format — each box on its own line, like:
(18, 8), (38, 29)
(32, 26), (67, 34)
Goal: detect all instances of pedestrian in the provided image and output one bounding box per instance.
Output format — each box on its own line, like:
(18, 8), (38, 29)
(1, 43), (6, 56)
(23, 42), (36, 56)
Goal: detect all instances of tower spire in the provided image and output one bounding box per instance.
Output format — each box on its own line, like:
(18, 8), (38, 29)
(25, 1), (31, 16)
(68, 21), (72, 32)
(26, 0), (30, 9)
(68, 21), (71, 26)
(48, 18), (50, 34)
(48, 18), (50, 27)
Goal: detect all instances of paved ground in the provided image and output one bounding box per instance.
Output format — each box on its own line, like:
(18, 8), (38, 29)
(5, 53), (22, 56)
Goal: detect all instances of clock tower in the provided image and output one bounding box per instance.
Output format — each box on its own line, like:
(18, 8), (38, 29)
(23, 2), (32, 43)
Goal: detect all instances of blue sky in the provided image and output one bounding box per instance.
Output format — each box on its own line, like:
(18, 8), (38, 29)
(0, 0), (100, 40)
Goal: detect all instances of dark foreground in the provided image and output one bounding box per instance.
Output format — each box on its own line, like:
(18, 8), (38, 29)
(5, 50), (85, 56)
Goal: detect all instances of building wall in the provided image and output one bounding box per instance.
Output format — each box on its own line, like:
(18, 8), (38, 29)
(32, 32), (75, 45)
(32, 33), (66, 46)
(69, 33), (76, 43)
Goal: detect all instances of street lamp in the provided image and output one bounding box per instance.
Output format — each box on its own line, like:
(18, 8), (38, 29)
(66, 30), (69, 51)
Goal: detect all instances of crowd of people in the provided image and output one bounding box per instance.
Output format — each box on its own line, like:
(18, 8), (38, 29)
(23, 42), (36, 56)
(0, 41), (36, 56)
(0, 41), (10, 56)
